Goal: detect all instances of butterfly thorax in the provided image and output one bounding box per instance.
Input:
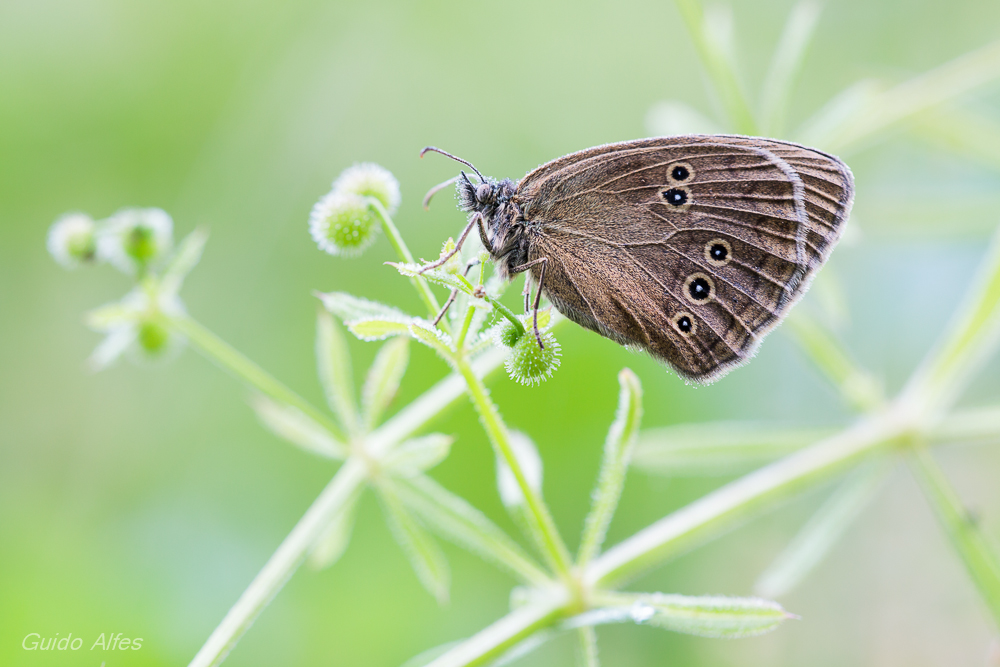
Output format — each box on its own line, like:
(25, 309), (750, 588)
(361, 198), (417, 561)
(457, 175), (529, 280)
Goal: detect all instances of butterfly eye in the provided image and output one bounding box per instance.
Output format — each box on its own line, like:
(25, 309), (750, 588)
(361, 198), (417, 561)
(705, 239), (732, 266)
(684, 273), (715, 303)
(476, 183), (492, 203)
(662, 188), (688, 206)
(673, 312), (695, 335)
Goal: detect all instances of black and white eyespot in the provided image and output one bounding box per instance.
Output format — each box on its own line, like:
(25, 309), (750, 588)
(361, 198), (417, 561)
(684, 272), (715, 304)
(704, 238), (732, 267)
(662, 186), (690, 208)
(673, 312), (696, 336)
(475, 183), (492, 203)
(667, 162), (694, 184)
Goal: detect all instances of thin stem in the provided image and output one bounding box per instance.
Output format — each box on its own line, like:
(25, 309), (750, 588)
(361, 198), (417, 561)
(188, 459), (367, 667)
(455, 356), (575, 579)
(368, 198), (442, 319)
(455, 273), (525, 335)
(170, 315), (345, 442)
(456, 303), (477, 351)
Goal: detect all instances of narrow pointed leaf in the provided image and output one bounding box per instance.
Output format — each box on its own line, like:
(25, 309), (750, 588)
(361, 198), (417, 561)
(497, 431), (543, 509)
(316, 290), (411, 322)
(87, 326), (137, 371)
(383, 434), (454, 477)
(378, 481), (451, 604)
(408, 322), (454, 358)
(393, 474), (550, 586)
(392, 262), (469, 292)
(632, 422), (833, 477)
(160, 228), (208, 297)
(590, 591), (793, 638)
(315, 310), (358, 433)
(86, 302), (139, 331)
(785, 311), (884, 412)
(910, 447), (1000, 627)
(578, 368), (643, 566)
(755, 459), (890, 598)
(308, 485), (363, 569)
(362, 336), (410, 430)
(250, 394), (347, 459)
(759, 1), (822, 136)
(348, 318), (413, 341)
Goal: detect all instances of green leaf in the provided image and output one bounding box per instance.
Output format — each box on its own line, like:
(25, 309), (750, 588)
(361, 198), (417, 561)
(315, 290), (411, 322)
(785, 311), (884, 412)
(578, 368), (643, 566)
(315, 310), (359, 434)
(903, 225), (1000, 415)
(377, 481), (451, 604)
(588, 591), (793, 639)
(910, 446), (1000, 627)
(347, 318), (413, 341)
(391, 262), (469, 293)
(758, 1), (822, 136)
(408, 321), (454, 358)
(362, 336), (410, 430)
(393, 474), (550, 586)
(159, 227), (208, 297)
(250, 395), (347, 459)
(674, 0), (757, 134)
(308, 485), (363, 570)
(382, 434), (454, 477)
(85, 301), (139, 331)
(632, 422), (833, 477)
(755, 459), (890, 598)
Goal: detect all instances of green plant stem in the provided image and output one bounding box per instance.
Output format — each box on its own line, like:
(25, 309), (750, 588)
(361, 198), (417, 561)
(170, 315), (346, 442)
(369, 198), (441, 319)
(425, 594), (569, 667)
(909, 446), (1000, 628)
(188, 459), (367, 667)
(577, 626), (599, 667)
(456, 304), (477, 351)
(455, 273), (525, 336)
(455, 355), (574, 579)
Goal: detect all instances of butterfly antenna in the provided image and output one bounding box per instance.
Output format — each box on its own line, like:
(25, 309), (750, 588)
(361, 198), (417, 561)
(420, 146), (487, 183)
(422, 174), (461, 210)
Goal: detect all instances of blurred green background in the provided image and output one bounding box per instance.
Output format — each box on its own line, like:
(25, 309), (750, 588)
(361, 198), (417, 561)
(3, 0), (1000, 665)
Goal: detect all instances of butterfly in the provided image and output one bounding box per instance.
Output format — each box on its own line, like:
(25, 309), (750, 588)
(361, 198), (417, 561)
(420, 135), (854, 383)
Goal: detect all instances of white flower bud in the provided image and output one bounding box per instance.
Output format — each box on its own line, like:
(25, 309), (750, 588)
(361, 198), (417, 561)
(309, 191), (380, 257)
(332, 162), (401, 215)
(47, 213), (97, 268)
(97, 208), (174, 275)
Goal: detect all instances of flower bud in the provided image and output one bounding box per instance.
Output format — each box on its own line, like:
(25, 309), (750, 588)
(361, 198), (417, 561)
(47, 213), (97, 268)
(309, 191), (380, 257)
(497, 313), (561, 386)
(332, 163), (401, 215)
(98, 208), (174, 275)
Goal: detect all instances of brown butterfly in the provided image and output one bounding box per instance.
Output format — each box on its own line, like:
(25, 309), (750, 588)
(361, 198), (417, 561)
(420, 135), (854, 383)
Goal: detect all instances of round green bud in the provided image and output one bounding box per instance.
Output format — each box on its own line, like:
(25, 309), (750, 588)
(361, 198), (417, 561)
(494, 319), (525, 348)
(47, 212), (97, 268)
(505, 328), (561, 386)
(137, 319), (171, 355)
(309, 191), (380, 257)
(332, 163), (401, 215)
(98, 208), (174, 274)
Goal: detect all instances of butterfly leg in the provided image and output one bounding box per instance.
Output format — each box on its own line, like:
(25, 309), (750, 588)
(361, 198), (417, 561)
(430, 258), (481, 326)
(509, 257), (548, 350)
(417, 212), (484, 274)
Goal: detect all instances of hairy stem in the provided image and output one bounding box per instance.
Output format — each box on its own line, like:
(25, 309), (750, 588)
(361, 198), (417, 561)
(368, 198), (442, 319)
(455, 356), (574, 579)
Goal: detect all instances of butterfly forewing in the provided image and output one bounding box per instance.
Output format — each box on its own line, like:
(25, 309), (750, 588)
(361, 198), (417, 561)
(515, 135), (854, 382)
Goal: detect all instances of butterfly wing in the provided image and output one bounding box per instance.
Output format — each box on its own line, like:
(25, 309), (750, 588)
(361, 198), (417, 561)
(514, 135), (854, 382)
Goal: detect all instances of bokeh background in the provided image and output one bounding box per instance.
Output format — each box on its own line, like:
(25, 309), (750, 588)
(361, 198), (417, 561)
(3, 0), (1000, 665)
